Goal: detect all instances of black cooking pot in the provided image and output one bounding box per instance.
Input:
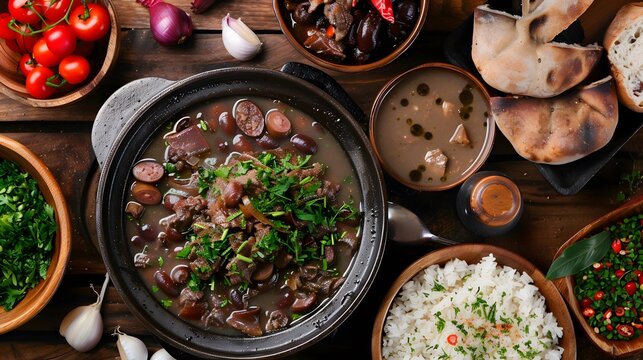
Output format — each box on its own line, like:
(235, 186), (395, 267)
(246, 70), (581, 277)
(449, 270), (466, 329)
(93, 63), (387, 359)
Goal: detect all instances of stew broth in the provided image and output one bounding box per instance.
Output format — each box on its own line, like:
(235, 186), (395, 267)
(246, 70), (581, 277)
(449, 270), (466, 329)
(124, 95), (361, 336)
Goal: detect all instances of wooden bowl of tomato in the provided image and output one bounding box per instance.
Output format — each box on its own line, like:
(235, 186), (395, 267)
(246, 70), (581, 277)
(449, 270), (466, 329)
(552, 195), (643, 358)
(0, 0), (120, 107)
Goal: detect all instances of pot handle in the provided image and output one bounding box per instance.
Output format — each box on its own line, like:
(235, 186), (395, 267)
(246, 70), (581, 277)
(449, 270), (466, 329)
(280, 62), (368, 128)
(91, 77), (175, 168)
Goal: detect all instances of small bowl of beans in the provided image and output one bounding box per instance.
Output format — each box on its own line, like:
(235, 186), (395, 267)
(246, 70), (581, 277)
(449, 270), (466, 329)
(369, 62), (495, 191)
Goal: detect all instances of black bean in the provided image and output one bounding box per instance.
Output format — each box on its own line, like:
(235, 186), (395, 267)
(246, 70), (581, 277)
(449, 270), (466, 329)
(154, 271), (179, 297)
(290, 133), (318, 155)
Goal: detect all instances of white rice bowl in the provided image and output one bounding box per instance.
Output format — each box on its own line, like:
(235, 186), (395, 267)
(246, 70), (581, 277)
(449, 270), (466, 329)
(382, 254), (563, 359)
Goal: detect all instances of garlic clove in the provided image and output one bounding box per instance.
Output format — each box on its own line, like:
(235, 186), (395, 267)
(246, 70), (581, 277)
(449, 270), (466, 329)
(59, 273), (110, 353)
(151, 348), (177, 360)
(115, 328), (148, 360)
(222, 13), (262, 61)
(59, 305), (103, 352)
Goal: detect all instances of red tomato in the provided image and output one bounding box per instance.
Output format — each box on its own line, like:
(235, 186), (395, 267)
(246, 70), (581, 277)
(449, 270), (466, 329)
(8, 0), (42, 25)
(58, 55), (89, 84)
(592, 262), (603, 271)
(33, 38), (62, 67)
(582, 307), (595, 318)
(625, 281), (637, 296)
(616, 324), (634, 338)
(615, 269), (626, 279)
(15, 24), (40, 54)
(37, 0), (78, 23)
(611, 239), (622, 254)
(18, 53), (37, 76)
(4, 38), (22, 53)
(69, 3), (110, 42)
(635, 270), (643, 285)
(44, 24), (77, 57)
(580, 297), (592, 308)
(26, 66), (56, 99)
(593, 290), (604, 301)
(0, 13), (17, 40)
(446, 334), (458, 346)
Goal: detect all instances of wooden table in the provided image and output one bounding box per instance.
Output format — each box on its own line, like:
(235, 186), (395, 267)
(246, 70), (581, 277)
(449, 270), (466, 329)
(0, 0), (641, 359)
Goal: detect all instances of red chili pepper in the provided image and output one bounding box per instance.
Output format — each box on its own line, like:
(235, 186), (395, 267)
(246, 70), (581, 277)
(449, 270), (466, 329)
(611, 239), (622, 254)
(607, 324), (614, 331)
(615, 307), (625, 317)
(616, 324), (634, 337)
(447, 334), (458, 346)
(369, 0), (394, 23)
(593, 290), (605, 301)
(615, 269), (626, 279)
(580, 297), (592, 308)
(592, 262), (603, 271)
(582, 307), (595, 318)
(625, 281), (637, 296)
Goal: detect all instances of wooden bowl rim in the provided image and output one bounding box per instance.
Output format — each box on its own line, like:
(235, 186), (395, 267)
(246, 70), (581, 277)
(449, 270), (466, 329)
(0, 0), (121, 108)
(552, 195), (643, 358)
(368, 62), (495, 191)
(371, 244), (576, 359)
(0, 135), (72, 334)
(272, 0), (429, 73)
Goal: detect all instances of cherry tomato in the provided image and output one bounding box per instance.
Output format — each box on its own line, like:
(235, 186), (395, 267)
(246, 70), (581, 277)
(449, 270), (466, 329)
(4, 38), (22, 53)
(625, 281), (637, 296)
(615, 269), (625, 279)
(18, 53), (37, 76)
(8, 0), (42, 25)
(607, 324), (614, 331)
(582, 307), (595, 318)
(69, 3), (110, 42)
(44, 24), (76, 57)
(615, 307), (625, 317)
(33, 38), (62, 67)
(604, 308), (613, 319)
(25, 66), (56, 99)
(592, 262), (603, 271)
(593, 290), (605, 301)
(611, 239), (622, 254)
(0, 13), (17, 40)
(14, 23), (40, 54)
(616, 324), (634, 338)
(635, 270), (643, 285)
(446, 334), (458, 346)
(58, 55), (89, 84)
(37, 0), (77, 23)
(580, 297), (592, 308)
(633, 323), (643, 330)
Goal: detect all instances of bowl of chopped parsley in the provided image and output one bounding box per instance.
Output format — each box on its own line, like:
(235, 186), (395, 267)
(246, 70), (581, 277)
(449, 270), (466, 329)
(0, 135), (71, 334)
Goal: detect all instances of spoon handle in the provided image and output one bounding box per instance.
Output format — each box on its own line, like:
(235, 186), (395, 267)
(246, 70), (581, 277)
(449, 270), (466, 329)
(426, 233), (459, 246)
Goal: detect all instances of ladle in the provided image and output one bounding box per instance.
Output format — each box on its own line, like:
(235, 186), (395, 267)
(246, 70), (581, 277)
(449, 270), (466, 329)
(387, 202), (459, 246)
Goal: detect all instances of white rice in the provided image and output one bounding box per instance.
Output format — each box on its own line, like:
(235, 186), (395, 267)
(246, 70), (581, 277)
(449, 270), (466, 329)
(382, 254), (563, 360)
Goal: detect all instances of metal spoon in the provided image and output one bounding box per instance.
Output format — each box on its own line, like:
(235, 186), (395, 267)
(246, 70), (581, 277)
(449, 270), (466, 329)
(387, 202), (459, 246)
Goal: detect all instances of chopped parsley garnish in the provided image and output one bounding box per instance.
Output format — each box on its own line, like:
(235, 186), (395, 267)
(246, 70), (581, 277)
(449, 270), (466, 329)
(160, 299), (173, 309)
(0, 159), (57, 310)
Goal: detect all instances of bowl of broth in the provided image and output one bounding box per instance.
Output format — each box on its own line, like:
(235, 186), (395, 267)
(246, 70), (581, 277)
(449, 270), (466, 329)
(369, 62), (494, 191)
(94, 67), (387, 359)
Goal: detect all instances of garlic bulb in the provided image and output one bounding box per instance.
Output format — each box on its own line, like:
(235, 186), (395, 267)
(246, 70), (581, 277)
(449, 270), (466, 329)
(222, 13), (262, 61)
(151, 348), (177, 360)
(59, 273), (110, 352)
(114, 327), (148, 360)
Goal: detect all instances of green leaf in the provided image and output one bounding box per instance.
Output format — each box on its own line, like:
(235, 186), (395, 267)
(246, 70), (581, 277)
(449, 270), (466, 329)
(546, 231), (611, 279)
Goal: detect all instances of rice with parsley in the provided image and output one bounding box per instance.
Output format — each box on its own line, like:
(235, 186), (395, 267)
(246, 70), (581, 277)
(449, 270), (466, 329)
(382, 254), (563, 359)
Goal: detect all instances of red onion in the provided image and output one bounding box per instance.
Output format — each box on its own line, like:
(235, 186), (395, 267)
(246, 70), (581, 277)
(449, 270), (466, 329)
(137, 0), (193, 46)
(191, 0), (216, 14)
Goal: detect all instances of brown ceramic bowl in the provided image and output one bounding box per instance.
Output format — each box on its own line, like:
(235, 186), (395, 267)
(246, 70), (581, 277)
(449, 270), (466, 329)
(372, 244), (576, 359)
(0, 135), (72, 334)
(272, 0), (428, 72)
(370, 62), (494, 191)
(0, 0), (120, 107)
(552, 195), (643, 358)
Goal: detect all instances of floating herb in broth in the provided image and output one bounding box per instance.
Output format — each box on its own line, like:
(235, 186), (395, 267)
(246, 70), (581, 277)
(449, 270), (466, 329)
(124, 95), (361, 336)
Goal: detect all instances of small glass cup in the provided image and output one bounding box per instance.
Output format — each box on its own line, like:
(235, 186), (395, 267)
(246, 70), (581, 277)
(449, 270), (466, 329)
(456, 171), (523, 237)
